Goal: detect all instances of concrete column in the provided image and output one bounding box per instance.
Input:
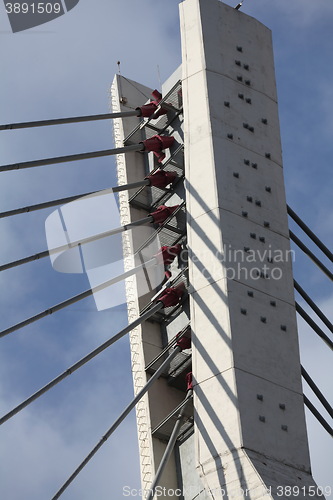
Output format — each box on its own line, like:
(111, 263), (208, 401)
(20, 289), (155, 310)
(111, 74), (157, 491)
(111, 73), (188, 498)
(180, 0), (322, 498)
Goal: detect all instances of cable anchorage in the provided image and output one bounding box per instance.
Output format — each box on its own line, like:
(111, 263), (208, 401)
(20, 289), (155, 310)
(0, 134), (175, 173)
(0, 203), (180, 273)
(0, 170), (177, 219)
(0, 89), (169, 131)
(0, 243), (182, 339)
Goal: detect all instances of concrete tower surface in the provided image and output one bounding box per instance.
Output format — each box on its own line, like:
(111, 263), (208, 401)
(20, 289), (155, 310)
(111, 1), (324, 498)
(180, 0), (323, 498)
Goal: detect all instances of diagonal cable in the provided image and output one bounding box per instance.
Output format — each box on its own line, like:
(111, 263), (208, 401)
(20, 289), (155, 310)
(0, 202), (181, 273)
(0, 110), (139, 131)
(287, 205), (333, 263)
(0, 144), (144, 173)
(289, 231), (333, 281)
(294, 280), (333, 335)
(0, 257), (157, 339)
(0, 179), (150, 219)
(0, 301), (163, 425)
(301, 366), (333, 419)
(295, 302), (333, 350)
(303, 395), (333, 437)
(146, 390), (193, 500)
(0, 216), (153, 272)
(50, 345), (184, 500)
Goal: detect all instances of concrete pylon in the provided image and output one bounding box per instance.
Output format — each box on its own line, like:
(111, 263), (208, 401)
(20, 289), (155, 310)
(180, 0), (322, 498)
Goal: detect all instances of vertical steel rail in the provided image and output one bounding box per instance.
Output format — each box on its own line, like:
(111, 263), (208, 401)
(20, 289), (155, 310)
(145, 390), (193, 500)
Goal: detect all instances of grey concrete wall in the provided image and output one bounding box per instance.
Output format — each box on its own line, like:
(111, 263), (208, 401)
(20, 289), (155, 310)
(180, 0), (321, 498)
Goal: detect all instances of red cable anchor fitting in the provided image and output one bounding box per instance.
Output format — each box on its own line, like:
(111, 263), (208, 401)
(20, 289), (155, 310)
(186, 372), (193, 391)
(136, 90), (168, 119)
(146, 169), (178, 188)
(160, 244), (182, 279)
(153, 244), (182, 280)
(141, 135), (175, 163)
(154, 244), (181, 266)
(156, 283), (185, 308)
(160, 244), (182, 266)
(150, 204), (179, 225)
(176, 330), (191, 351)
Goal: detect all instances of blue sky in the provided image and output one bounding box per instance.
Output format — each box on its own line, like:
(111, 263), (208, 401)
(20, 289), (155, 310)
(0, 0), (332, 498)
